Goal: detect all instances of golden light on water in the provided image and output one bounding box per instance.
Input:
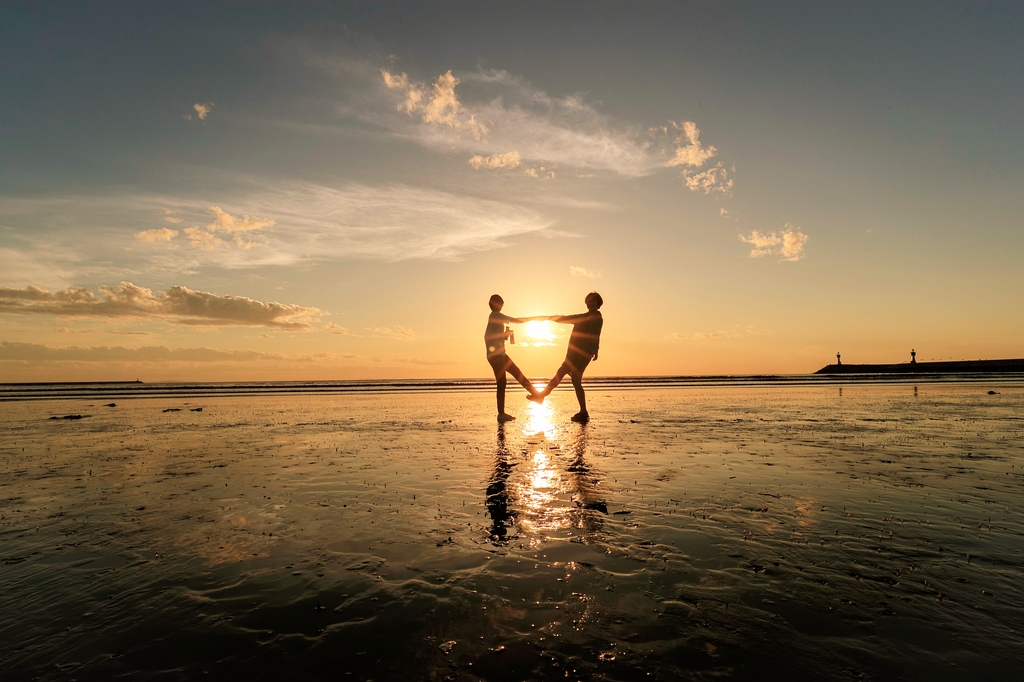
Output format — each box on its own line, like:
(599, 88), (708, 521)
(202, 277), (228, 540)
(524, 393), (558, 440)
(516, 398), (573, 532)
(519, 449), (569, 533)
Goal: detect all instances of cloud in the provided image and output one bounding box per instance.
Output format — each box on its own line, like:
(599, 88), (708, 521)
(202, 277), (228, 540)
(0, 184), (555, 275)
(194, 103), (213, 120)
(468, 151), (522, 170)
(739, 224), (809, 262)
(376, 67), (702, 178)
(720, 208), (731, 219)
(569, 265), (602, 279)
(667, 330), (735, 341)
(0, 282), (322, 329)
(383, 69), (487, 140)
(206, 206), (275, 234)
(394, 357), (461, 366)
(239, 182), (552, 262)
(0, 247), (75, 289)
(325, 322), (350, 335)
(365, 325), (417, 340)
(683, 163), (734, 195)
(665, 121), (717, 168)
(179, 206), (274, 251)
(183, 226), (225, 250)
(523, 166), (556, 180)
(0, 341), (278, 363)
(135, 227), (179, 243)
(667, 325), (771, 341)
(163, 209), (183, 224)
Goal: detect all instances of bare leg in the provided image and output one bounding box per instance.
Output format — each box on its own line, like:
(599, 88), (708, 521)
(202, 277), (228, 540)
(505, 358), (540, 396)
(539, 361), (572, 397)
(494, 373), (507, 416)
(571, 372), (587, 414)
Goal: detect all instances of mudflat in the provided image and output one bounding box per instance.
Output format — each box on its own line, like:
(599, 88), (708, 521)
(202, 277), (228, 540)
(2, 384), (1023, 680)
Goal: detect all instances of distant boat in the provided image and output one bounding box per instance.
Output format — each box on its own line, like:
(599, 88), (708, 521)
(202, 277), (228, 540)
(816, 358), (1024, 374)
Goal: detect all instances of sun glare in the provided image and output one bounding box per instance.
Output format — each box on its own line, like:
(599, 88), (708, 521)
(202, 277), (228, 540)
(524, 320), (556, 341)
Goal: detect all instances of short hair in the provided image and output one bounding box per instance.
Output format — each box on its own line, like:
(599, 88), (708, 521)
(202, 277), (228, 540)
(585, 291), (603, 309)
(489, 294), (504, 310)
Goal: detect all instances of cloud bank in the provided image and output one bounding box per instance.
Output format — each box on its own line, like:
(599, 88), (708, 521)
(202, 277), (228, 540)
(0, 282), (322, 329)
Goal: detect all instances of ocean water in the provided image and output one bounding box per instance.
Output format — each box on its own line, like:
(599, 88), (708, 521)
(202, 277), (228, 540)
(1, 380), (1023, 680)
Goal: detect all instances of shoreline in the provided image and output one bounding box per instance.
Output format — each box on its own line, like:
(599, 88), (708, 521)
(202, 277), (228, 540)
(3, 373), (1024, 402)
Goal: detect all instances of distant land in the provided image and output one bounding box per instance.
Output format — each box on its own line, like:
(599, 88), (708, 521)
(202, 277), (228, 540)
(816, 358), (1024, 374)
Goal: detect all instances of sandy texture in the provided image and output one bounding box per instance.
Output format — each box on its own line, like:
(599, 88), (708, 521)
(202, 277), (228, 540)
(2, 384), (1023, 680)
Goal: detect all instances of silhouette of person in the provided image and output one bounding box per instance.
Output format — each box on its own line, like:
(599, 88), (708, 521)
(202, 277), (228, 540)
(485, 294), (543, 422)
(530, 292), (603, 422)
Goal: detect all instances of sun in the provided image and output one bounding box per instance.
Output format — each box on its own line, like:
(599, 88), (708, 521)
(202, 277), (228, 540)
(524, 320), (556, 343)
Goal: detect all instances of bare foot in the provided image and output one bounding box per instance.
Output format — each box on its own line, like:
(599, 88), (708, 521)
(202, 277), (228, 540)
(497, 413), (517, 422)
(526, 393), (545, 404)
(570, 411), (590, 423)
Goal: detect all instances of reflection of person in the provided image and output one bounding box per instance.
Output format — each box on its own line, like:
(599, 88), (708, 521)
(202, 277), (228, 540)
(530, 292), (604, 422)
(485, 423), (516, 544)
(566, 424), (608, 518)
(485, 294), (543, 422)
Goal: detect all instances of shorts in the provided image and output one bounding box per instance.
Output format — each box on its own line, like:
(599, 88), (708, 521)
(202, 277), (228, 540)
(488, 354), (512, 377)
(563, 351), (593, 376)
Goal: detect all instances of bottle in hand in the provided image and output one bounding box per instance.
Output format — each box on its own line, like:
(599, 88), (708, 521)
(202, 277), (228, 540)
(505, 324), (515, 345)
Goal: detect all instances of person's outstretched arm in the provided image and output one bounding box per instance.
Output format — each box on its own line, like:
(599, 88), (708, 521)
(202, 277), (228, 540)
(548, 312), (590, 324)
(492, 312), (546, 325)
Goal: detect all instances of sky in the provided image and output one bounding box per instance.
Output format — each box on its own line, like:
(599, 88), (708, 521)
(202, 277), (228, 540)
(1, 1), (1023, 382)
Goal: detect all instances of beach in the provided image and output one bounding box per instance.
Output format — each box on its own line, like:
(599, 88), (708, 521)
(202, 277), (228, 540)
(2, 382), (1023, 680)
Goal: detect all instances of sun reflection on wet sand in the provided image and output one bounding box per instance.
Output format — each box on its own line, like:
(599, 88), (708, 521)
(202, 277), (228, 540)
(500, 400), (609, 537)
(522, 388), (558, 440)
(519, 448), (571, 533)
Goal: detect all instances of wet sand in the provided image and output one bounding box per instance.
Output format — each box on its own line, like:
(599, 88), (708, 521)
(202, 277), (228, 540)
(2, 384), (1023, 680)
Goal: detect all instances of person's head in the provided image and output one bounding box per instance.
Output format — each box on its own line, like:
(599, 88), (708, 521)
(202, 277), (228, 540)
(489, 294), (504, 311)
(585, 291), (603, 311)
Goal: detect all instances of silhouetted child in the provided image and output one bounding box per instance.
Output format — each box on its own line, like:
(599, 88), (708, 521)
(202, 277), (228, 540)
(485, 294), (543, 422)
(530, 292), (603, 422)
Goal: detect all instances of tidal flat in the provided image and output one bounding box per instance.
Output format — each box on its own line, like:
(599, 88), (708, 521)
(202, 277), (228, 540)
(2, 384), (1023, 680)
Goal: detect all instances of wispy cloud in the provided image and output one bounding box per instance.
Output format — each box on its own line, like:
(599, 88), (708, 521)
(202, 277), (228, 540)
(569, 265), (602, 278)
(239, 181), (552, 262)
(667, 330), (735, 341)
(324, 322), (350, 335)
(394, 357), (461, 366)
(135, 227), (179, 243)
(667, 326), (771, 341)
(0, 341), (279, 363)
(0, 282), (322, 329)
(176, 206), (275, 251)
(468, 151), (522, 170)
(684, 163), (734, 195)
(194, 102), (213, 120)
(0, 247), (76, 289)
(365, 325), (417, 340)
(739, 224), (809, 262)
(376, 67), (725, 179)
(2, 183), (554, 277)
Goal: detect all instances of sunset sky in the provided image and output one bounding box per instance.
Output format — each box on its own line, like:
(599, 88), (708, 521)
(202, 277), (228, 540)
(2, 2), (1023, 382)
